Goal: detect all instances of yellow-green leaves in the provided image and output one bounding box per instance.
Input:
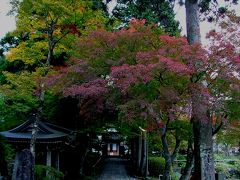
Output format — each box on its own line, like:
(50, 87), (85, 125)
(6, 42), (47, 65)
(0, 71), (39, 124)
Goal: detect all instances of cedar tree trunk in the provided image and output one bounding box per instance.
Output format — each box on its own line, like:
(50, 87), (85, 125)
(185, 0), (215, 179)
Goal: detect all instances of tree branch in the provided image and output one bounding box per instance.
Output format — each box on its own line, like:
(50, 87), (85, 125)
(171, 137), (181, 162)
(161, 128), (170, 155)
(53, 30), (70, 48)
(212, 120), (223, 136)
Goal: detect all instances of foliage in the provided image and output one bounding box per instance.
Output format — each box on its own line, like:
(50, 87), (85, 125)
(148, 130), (163, 155)
(0, 70), (40, 127)
(7, 0), (107, 67)
(174, 154), (187, 169)
(46, 17), (240, 179)
(47, 20), (197, 179)
(214, 154), (240, 178)
(170, 172), (181, 180)
(47, 20), (166, 126)
(0, 0), (111, 131)
(148, 156), (165, 177)
(216, 127), (240, 147)
(215, 162), (232, 178)
(112, 0), (180, 36)
(198, 0), (239, 22)
(0, 136), (14, 176)
(35, 165), (64, 180)
(0, 32), (20, 56)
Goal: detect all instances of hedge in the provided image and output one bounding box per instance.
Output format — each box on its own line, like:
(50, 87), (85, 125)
(148, 156), (165, 177)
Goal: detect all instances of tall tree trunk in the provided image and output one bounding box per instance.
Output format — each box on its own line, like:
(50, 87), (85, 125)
(179, 140), (194, 180)
(29, 20), (55, 171)
(192, 111), (215, 180)
(161, 133), (171, 180)
(185, 0), (215, 179)
(185, 0), (201, 45)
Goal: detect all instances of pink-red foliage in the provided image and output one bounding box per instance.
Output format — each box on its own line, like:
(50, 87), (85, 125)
(63, 78), (108, 98)
(46, 18), (240, 127)
(110, 64), (155, 92)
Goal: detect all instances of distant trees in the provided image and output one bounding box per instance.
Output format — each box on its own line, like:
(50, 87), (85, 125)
(112, 0), (180, 36)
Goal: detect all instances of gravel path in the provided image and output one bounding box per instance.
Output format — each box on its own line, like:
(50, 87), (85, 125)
(97, 158), (137, 180)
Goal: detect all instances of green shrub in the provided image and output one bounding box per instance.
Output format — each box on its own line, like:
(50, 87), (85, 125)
(214, 154), (240, 178)
(0, 136), (14, 175)
(35, 165), (64, 180)
(148, 156), (165, 177)
(215, 162), (232, 178)
(83, 152), (102, 176)
(171, 172), (181, 180)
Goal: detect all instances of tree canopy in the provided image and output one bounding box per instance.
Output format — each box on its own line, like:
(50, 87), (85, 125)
(112, 0), (180, 36)
(0, 1), (239, 179)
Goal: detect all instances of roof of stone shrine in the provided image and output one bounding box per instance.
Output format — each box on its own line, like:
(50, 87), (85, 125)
(0, 116), (72, 144)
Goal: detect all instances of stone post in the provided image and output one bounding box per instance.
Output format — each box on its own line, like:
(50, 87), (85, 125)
(55, 151), (60, 171)
(46, 148), (51, 167)
(12, 149), (34, 180)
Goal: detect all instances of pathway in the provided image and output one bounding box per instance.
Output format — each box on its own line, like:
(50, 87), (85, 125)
(97, 158), (137, 180)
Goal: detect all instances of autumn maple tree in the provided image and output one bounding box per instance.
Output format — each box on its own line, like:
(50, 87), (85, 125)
(46, 20), (196, 179)
(47, 17), (240, 179)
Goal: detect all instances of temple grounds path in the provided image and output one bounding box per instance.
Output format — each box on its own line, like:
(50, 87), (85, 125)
(97, 158), (137, 180)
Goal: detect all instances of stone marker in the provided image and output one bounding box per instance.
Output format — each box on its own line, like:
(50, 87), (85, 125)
(12, 149), (34, 180)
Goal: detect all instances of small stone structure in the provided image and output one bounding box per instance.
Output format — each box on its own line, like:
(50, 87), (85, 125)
(0, 116), (72, 174)
(12, 149), (34, 180)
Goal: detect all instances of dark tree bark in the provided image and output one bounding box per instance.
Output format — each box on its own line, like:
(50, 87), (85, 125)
(161, 131), (171, 180)
(185, 0), (215, 179)
(185, 0), (215, 180)
(161, 120), (181, 180)
(148, 105), (181, 180)
(161, 133), (181, 180)
(192, 113), (215, 180)
(179, 140), (194, 180)
(185, 0), (201, 45)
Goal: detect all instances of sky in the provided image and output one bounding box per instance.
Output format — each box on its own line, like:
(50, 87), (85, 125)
(0, 0), (16, 38)
(0, 0), (239, 42)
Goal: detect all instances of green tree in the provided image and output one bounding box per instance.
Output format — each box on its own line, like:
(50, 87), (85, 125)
(0, 0), (109, 129)
(8, 0), (107, 66)
(112, 0), (180, 36)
